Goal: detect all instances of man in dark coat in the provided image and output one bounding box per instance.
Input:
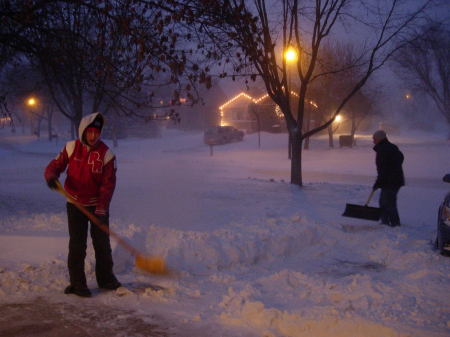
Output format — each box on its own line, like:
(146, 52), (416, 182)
(372, 130), (405, 226)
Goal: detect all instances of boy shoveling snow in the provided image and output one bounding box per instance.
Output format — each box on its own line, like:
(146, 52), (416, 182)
(44, 112), (121, 297)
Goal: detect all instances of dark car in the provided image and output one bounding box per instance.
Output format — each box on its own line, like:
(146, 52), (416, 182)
(435, 174), (450, 256)
(203, 126), (244, 145)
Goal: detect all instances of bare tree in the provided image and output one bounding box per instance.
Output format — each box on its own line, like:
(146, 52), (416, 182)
(185, 0), (432, 186)
(346, 89), (378, 138)
(308, 42), (376, 148)
(393, 21), (450, 127)
(1, 0), (213, 138)
(0, 93), (15, 131)
(23, 1), (165, 136)
(0, 62), (53, 138)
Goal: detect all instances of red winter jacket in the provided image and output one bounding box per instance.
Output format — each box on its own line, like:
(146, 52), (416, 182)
(44, 113), (116, 215)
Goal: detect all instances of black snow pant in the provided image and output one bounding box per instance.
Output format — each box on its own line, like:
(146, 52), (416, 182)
(379, 187), (401, 226)
(66, 202), (118, 288)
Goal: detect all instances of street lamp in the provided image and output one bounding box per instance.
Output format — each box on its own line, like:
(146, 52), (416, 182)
(284, 46), (298, 158)
(284, 46), (298, 64)
(26, 96), (39, 137)
(284, 46), (299, 94)
(27, 97), (37, 107)
(283, 45), (299, 93)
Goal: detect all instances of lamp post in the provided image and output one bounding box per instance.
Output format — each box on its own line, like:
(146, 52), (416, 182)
(26, 96), (40, 137)
(284, 46), (298, 159)
(331, 114), (343, 148)
(284, 46), (298, 93)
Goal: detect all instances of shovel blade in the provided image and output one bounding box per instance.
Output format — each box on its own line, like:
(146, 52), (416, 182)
(135, 255), (170, 275)
(342, 203), (381, 221)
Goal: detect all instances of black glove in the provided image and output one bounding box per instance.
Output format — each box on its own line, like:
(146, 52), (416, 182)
(47, 178), (58, 190)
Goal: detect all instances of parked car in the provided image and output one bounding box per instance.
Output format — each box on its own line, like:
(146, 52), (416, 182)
(436, 173), (450, 256)
(203, 126), (244, 145)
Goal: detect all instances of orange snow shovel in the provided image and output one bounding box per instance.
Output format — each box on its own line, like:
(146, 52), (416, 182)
(54, 180), (169, 275)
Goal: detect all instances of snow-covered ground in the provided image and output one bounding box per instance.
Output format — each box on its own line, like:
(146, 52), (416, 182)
(0, 128), (449, 337)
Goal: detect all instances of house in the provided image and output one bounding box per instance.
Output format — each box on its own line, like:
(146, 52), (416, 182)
(218, 91), (286, 133)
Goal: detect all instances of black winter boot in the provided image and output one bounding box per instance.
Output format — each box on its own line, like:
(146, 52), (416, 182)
(64, 285), (92, 297)
(99, 280), (122, 291)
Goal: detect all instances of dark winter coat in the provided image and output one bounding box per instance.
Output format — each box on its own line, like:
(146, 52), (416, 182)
(373, 138), (405, 189)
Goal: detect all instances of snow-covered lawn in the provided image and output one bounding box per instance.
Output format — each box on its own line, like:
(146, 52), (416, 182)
(0, 129), (449, 337)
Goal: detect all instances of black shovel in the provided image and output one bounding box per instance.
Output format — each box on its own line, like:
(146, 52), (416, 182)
(342, 190), (381, 221)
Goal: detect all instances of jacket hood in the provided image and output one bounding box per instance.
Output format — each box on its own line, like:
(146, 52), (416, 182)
(78, 112), (104, 145)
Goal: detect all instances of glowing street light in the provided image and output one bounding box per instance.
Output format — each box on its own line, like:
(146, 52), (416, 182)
(405, 93), (412, 100)
(27, 97), (37, 106)
(334, 114), (342, 123)
(284, 46), (298, 63)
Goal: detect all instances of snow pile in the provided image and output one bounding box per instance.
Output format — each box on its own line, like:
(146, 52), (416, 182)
(219, 285), (406, 337)
(0, 212), (66, 232)
(143, 215), (322, 273)
(0, 259), (67, 296)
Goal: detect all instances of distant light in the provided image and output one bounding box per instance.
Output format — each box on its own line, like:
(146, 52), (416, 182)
(27, 97), (37, 106)
(335, 115), (342, 123)
(405, 93), (412, 100)
(274, 105), (284, 118)
(284, 47), (298, 63)
(219, 92), (255, 110)
(218, 91), (320, 127)
(254, 94), (268, 103)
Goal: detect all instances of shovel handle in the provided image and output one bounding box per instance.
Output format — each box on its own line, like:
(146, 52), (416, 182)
(54, 180), (142, 258)
(364, 189), (375, 206)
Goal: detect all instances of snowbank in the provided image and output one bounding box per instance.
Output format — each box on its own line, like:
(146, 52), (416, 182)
(1, 129), (449, 337)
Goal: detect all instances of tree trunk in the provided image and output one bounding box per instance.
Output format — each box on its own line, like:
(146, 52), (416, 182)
(328, 125), (334, 148)
(288, 134), (292, 159)
(34, 117), (42, 138)
(47, 116), (52, 141)
(47, 105), (54, 141)
(290, 132), (303, 186)
(72, 111), (83, 139)
(351, 115), (356, 136)
(351, 113), (357, 145)
(248, 104), (261, 149)
(303, 109), (310, 150)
